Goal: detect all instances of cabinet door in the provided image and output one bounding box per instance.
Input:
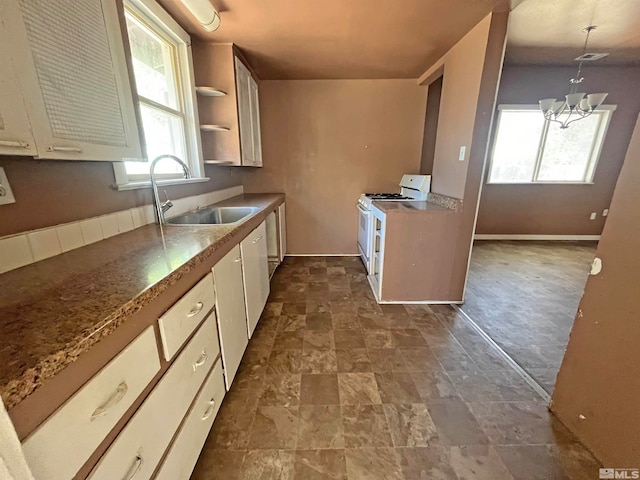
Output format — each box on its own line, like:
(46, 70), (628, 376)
(1, 0), (143, 161)
(0, 21), (37, 156)
(241, 222), (270, 337)
(212, 244), (248, 389)
(248, 77), (263, 167)
(235, 58), (254, 166)
(278, 202), (287, 262)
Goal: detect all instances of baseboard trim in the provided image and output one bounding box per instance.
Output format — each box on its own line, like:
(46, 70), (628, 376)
(378, 300), (464, 305)
(474, 234), (601, 241)
(285, 254), (360, 257)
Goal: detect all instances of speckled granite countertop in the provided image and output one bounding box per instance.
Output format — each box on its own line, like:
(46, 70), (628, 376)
(0, 193), (284, 409)
(372, 200), (454, 213)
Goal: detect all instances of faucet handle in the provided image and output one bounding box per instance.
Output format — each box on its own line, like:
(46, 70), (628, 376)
(160, 190), (173, 213)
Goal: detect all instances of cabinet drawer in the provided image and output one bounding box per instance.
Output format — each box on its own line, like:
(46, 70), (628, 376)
(159, 272), (215, 361)
(155, 359), (225, 480)
(22, 327), (159, 480)
(88, 316), (219, 480)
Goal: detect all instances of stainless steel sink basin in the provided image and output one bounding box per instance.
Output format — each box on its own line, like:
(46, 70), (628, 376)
(167, 206), (258, 226)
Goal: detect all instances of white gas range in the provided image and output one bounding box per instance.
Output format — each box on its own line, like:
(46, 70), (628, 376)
(357, 174), (431, 273)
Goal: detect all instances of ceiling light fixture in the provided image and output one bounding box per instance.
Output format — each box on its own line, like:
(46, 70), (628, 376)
(180, 0), (221, 32)
(539, 26), (608, 129)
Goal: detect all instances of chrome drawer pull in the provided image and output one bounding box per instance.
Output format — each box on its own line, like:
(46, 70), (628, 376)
(186, 302), (204, 317)
(90, 382), (128, 421)
(0, 140), (29, 148)
(47, 145), (83, 153)
(252, 235), (263, 244)
(193, 351), (208, 371)
(234, 257), (242, 263)
(201, 399), (216, 420)
(123, 454), (143, 480)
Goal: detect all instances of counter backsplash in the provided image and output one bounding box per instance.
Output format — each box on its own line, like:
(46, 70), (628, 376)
(0, 186), (244, 274)
(428, 192), (463, 212)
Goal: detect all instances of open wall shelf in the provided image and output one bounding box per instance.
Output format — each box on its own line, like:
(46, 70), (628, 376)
(196, 86), (226, 97)
(203, 159), (234, 165)
(200, 125), (230, 132)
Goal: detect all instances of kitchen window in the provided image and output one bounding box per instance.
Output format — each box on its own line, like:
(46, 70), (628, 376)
(113, 0), (204, 188)
(487, 105), (615, 184)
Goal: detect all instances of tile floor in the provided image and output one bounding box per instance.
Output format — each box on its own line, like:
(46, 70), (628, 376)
(462, 241), (598, 392)
(191, 256), (600, 479)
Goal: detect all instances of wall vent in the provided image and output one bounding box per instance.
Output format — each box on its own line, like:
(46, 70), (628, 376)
(575, 52), (610, 61)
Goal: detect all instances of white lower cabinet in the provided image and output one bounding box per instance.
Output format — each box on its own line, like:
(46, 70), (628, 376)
(240, 221), (270, 338)
(87, 317), (219, 480)
(21, 207), (286, 480)
(155, 360), (225, 480)
(211, 244), (249, 389)
(22, 327), (160, 480)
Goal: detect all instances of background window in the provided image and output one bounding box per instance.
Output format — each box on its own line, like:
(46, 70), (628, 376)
(113, 0), (202, 187)
(488, 105), (615, 184)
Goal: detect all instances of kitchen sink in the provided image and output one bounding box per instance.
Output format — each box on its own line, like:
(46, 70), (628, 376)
(167, 206), (258, 226)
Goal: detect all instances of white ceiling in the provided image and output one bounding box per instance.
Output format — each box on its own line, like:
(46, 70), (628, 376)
(506, 0), (640, 65)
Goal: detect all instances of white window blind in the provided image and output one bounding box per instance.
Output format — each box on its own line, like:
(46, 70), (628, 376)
(19, 0), (127, 146)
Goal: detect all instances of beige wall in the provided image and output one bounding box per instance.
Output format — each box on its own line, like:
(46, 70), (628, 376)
(0, 158), (241, 237)
(419, 15), (494, 199)
(418, 12), (509, 300)
(243, 80), (427, 254)
(551, 115), (640, 465)
(476, 65), (640, 235)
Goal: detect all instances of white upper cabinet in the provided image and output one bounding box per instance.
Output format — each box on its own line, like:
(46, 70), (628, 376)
(0, 0), (143, 161)
(234, 57), (262, 167)
(0, 21), (37, 156)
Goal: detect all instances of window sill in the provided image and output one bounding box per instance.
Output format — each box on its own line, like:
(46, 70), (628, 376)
(113, 177), (210, 191)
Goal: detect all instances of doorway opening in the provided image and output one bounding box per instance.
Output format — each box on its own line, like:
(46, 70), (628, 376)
(461, 25), (634, 396)
(420, 74), (443, 175)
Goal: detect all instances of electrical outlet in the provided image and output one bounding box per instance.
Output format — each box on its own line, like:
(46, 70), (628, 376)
(602, 208), (609, 217)
(458, 146), (466, 161)
(0, 167), (16, 205)
(589, 212), (597, 220)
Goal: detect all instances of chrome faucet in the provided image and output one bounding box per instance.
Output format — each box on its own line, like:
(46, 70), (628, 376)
(149, 154), (191, 224)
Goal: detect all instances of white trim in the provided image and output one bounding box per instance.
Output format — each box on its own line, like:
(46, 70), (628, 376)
(113, 176), (210, 191)
(487, 104), (616, 185)
(474, 234), (601, 241)
(378, 300), (463, 305)
(127, 0), (190, 43)
(284, 254), (360, 257)
(114, 0), (204, 186)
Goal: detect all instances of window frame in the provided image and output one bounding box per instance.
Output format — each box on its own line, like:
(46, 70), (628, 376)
(113, 0), (204, 190)
(486, 104), (616, 185)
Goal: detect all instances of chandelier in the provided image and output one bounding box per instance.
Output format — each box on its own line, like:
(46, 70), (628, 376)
(539, 26), (608, 129)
